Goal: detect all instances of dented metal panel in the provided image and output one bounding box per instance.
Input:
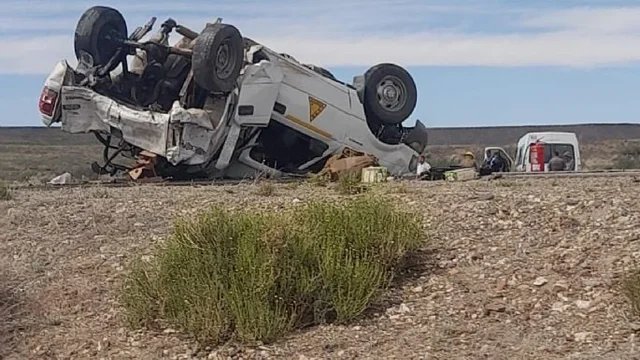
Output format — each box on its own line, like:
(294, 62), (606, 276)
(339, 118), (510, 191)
(59, 86), (231, 167)
(60, 86), (170, 156)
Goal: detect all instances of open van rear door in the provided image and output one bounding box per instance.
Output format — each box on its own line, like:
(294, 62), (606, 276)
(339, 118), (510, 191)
(483, 147), (514, 172)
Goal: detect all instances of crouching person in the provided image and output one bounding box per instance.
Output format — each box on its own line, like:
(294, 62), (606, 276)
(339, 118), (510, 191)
(460, 151), (478, 170)
(416, 155), (431, 180)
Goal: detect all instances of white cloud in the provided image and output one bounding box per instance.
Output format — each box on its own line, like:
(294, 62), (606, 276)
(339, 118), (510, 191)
(519, 7), (640, 34)
(3, 2), (640, 74)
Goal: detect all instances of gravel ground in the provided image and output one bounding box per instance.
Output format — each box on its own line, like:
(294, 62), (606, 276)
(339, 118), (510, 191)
(1, 177), (640, 360)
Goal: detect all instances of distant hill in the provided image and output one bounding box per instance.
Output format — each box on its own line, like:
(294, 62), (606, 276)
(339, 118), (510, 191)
(3, 123), (640, 146)
(0, 126), (97, 146)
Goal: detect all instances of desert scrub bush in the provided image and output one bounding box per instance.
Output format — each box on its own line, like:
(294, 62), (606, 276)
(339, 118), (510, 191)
(121, 196), (423, 345)
(0, 182), (12, 201)
(623, 268), (640, 315)
(335, 171), (366, 195)
(0, 274), (23, 358)
(614, 142), (640, 169)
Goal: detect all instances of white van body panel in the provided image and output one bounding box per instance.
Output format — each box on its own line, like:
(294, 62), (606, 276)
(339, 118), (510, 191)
(513, 132), (581, 172)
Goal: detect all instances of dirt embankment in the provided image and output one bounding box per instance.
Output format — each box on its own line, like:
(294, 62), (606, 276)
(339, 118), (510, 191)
(1, 178), (640, 359)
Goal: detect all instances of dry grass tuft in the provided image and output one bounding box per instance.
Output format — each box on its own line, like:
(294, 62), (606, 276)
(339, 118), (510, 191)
(0, 273), (27, 358)
(614, 142), (640, 169)
(307, 174), (328, 187)
(253, 181), (276, 197)
(0, 182), (12, 201)
(335, 172), (367, 195)
(622, 269), (640, 315)
(389, 183), (409, 194)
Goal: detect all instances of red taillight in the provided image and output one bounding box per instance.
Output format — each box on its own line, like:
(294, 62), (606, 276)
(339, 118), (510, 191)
(39, 87), (58, 117)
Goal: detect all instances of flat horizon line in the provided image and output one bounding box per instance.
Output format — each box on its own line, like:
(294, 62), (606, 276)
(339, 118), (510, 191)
(2, 122), (640, 130)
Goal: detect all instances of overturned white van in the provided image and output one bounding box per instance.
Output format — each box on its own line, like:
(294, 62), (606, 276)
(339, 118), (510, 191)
(39, 6), (428, 180)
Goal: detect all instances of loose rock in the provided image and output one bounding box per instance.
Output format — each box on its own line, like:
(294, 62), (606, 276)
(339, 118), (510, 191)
(533, 277), (548, 286)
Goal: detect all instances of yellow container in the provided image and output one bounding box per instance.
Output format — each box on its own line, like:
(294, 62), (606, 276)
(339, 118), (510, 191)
(361, 166), (388, 183)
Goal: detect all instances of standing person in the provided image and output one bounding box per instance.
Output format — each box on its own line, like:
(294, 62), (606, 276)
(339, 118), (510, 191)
(416, 155), (431, 179)
(548, 151), (566, 171)
(482, 150), (492, 168)
(563, 151), (575, 171)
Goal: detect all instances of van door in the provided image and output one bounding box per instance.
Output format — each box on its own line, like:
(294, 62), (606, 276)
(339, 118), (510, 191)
(215, 61), (285, 171)
(483, 147), (513, 172)
(234, 61), (284, 127)
(514, 143), (526, 172)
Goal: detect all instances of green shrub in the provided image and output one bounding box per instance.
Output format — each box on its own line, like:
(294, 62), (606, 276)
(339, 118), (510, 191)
(614, 155), (640, 169)
(335, 171), (366, 195)
(0, 182), (12, 201)
(623, 268), (640, 315)
(614, 142), (640, 169)
(121, 196), (423, 345)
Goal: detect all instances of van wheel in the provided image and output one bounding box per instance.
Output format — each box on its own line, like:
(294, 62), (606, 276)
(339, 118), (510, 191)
(74, 6), (128, 67)
(192, 23), (244, 93)
(363, 63), (417, 125)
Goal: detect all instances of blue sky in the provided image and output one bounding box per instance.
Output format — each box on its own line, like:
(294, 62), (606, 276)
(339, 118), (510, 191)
(3, 0), (640, 127)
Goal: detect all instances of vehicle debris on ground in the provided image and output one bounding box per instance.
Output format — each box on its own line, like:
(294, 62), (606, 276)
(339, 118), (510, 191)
(317, 149), (379, 182)
(39, 6), (428, 182)
(48, 172), (73, 185)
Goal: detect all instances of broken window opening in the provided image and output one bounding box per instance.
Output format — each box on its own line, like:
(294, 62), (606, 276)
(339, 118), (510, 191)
(249, 120), (329, 173)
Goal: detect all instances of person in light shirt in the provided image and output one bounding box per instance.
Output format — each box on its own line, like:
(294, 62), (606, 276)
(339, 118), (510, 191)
(416, 155), (431, 178)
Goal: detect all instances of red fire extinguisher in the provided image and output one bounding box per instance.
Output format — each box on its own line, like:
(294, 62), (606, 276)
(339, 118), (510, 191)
(529, 141), (545, 172)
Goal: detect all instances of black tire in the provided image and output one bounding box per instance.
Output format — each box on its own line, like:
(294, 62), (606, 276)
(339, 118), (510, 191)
(192, 24), (244, 93)
(362, 63), (417, 125)
(74, 6), (128, 67)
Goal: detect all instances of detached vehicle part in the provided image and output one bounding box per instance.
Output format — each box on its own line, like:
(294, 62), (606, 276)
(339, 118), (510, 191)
(39, 6), (428, 180)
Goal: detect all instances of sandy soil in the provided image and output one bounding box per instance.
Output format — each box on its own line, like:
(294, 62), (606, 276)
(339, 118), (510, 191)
(1, 177), (640, 360)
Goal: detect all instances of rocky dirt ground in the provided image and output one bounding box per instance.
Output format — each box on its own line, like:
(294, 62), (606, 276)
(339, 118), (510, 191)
(2, 177), (640, 360)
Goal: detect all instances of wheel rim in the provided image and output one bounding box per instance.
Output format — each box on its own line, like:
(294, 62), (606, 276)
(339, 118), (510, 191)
(376, 75), (407, 112)
(215, 39), (236, 80)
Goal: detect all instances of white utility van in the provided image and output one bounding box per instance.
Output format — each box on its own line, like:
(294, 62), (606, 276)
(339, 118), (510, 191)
(484, 132), (581, 172)
(39, 6), (428, 180)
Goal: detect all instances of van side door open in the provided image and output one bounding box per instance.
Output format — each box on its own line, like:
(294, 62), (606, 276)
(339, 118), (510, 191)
(483, 147), (513, 172)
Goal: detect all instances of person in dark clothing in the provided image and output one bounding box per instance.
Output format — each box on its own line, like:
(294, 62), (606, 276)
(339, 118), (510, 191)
(482, 150), (492, 168)
(548, 151), (566, 171)
(489, 153), (504, 173)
